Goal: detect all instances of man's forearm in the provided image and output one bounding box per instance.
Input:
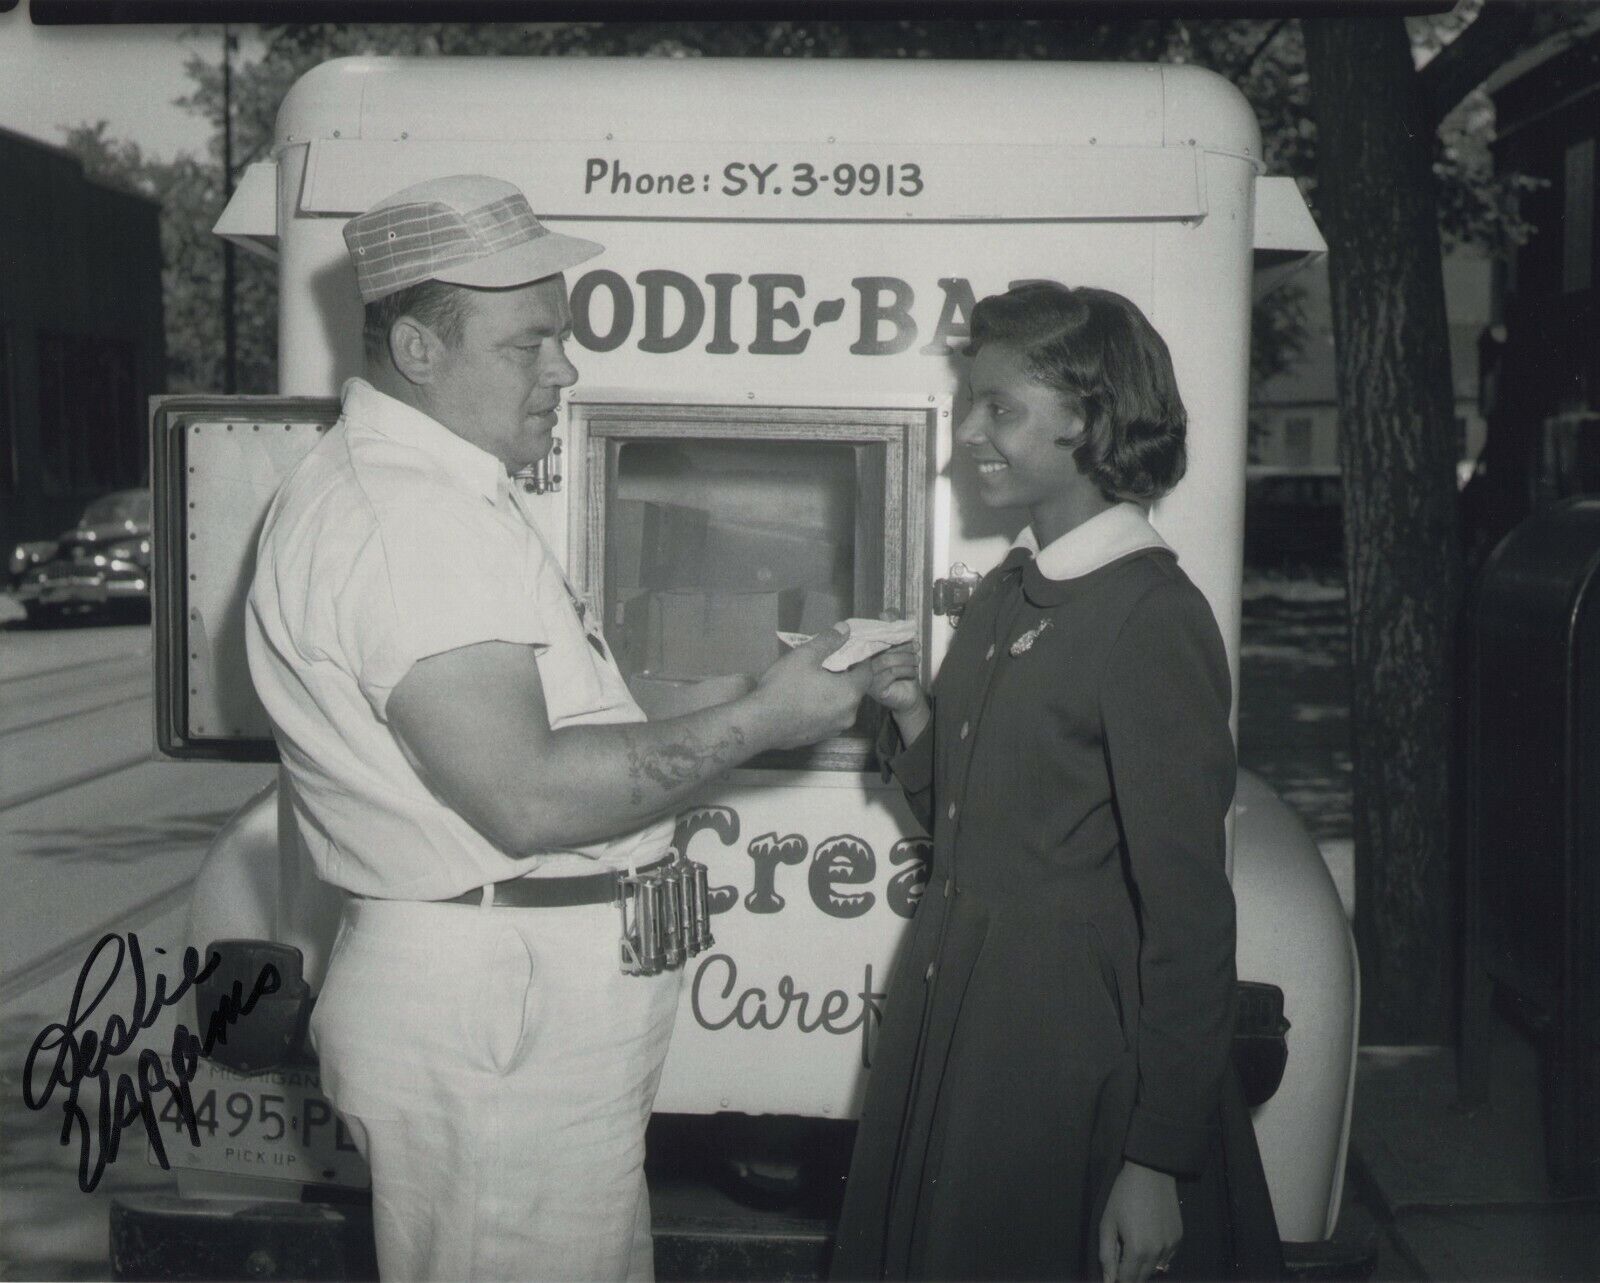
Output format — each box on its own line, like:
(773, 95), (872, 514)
(503, 694), (779, 854)
(388, 634), (862, 860)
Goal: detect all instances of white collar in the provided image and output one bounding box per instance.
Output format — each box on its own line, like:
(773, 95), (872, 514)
(341, 377), (509, 504)
(1011, 502), (1173, 581)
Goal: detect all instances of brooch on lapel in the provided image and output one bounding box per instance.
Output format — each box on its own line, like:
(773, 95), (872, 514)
(1009, 619), (1053, 655)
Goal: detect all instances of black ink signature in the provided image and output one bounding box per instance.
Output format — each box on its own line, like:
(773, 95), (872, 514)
(22, 933), (281, 1193)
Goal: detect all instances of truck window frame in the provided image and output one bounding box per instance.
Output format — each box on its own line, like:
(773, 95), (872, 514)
(568, 399), (934, 773)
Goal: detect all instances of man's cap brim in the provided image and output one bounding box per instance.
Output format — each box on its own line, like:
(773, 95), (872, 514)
(430, 230), (604, 291)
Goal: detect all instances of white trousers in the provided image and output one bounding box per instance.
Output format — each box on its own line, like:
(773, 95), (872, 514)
(310, 895), (683, 1282)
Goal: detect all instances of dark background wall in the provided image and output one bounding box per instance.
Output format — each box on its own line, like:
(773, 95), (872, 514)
(0, 125), (165, 549)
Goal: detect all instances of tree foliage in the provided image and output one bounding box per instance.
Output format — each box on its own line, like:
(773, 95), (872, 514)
(61, 118), (275, 393)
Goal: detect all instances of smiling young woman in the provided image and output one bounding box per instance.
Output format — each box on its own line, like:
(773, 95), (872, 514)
(832, 283), (1283, 1283)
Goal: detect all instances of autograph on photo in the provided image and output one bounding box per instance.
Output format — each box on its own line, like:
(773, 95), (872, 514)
(22, 932), (281, 1193)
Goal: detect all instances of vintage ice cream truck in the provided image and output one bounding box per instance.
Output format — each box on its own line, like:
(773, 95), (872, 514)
(115, 54), (1356, 1278)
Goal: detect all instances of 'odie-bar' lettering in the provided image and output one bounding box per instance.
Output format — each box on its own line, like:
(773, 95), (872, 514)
(565, 271), (1030, 360)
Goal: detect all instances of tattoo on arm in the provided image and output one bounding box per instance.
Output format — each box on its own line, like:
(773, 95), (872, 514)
(625, 725), (748, 806)
(626, 733), (645, 807)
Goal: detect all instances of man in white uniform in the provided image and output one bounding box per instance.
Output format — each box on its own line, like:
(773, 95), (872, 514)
(246, 175), (869, 1282)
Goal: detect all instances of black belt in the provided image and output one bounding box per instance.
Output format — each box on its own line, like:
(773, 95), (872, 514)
(440, 855), (673, 908)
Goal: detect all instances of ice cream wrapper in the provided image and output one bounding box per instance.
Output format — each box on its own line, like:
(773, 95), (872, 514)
(776, 618), (917, 672)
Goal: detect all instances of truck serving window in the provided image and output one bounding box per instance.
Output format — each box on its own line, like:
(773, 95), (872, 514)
(570, 402), (933, 772)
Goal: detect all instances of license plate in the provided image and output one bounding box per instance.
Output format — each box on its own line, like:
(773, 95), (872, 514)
(146, 1059), (370, 1188)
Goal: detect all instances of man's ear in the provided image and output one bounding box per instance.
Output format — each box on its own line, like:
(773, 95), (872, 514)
(389, 316), (444, 385)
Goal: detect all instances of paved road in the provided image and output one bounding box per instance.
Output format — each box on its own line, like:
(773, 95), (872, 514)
(1, 620), (276, 1281)
(0, 623), (276, 979)
(2, 641), (153, 811)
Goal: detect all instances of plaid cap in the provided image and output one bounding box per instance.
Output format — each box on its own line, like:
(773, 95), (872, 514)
(343, 175), (603, 303)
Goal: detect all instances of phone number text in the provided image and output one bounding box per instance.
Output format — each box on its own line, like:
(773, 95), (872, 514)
(584, 158), (926, 200)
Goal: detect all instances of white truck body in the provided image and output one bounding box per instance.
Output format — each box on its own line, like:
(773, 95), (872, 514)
(162, 55), (1354, 1243)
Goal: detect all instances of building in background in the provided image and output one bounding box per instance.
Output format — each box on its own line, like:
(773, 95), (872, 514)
(1244, 251), (1491, 570)
(0, 126), (165, 551)
(1249, 252), (1492, 480)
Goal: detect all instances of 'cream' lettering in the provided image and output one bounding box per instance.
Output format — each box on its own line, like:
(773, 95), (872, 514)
(744, 832), (808, 913)
(809, 834), (876, 919)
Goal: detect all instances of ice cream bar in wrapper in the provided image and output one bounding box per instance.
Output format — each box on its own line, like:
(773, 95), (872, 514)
(776, 618), (917, 672)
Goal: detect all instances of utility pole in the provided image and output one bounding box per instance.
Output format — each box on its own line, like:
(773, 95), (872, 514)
(222, 24), (237, 395)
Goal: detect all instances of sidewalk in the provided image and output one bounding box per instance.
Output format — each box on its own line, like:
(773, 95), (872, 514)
(1350, 1021), (1600, 1282)
(1240, 575), (1599, 1283)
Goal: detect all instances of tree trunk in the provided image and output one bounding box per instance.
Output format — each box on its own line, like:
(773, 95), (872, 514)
(1304, 17), (1464, 1044)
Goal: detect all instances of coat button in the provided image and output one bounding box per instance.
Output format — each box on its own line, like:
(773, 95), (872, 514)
(960, 720), (970, 739)
(985, 643), (996, 660)
(947, 801), (957, 820)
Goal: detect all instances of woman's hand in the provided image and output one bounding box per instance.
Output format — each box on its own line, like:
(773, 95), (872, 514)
(866, 643), (930, 743)
(1098, 1160), (1182, 1283)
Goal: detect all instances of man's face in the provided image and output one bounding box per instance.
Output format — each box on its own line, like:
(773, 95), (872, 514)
(427, 276), (578, 473)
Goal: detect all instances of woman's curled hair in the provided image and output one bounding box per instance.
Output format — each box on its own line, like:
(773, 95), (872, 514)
(967, 282), (1188, 503)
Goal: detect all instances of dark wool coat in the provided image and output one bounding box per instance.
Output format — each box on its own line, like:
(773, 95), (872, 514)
(830, 545), (1284, 1282)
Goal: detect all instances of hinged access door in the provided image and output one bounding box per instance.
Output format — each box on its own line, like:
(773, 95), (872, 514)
(150, 395), (339, 760)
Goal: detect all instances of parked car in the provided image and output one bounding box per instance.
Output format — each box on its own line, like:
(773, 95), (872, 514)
(1244, 466), (1344, 568)
(9, 488), (153, 624)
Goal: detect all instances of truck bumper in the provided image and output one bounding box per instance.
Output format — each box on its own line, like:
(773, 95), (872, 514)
(110, 1195), (377, 1282)
(109, 1183), (838, 1283)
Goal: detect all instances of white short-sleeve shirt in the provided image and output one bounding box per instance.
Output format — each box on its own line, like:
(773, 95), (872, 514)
(246, 378), (673, 900)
